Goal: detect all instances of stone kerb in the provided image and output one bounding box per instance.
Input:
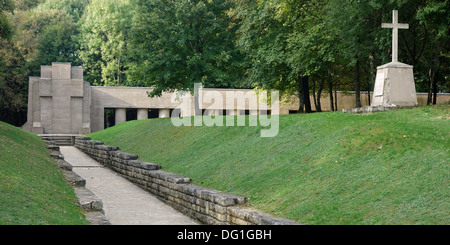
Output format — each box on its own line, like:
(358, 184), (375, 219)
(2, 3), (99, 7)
(74, 136), (301, 225)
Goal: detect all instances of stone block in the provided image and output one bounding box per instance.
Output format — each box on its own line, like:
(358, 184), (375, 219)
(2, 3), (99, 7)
(38, 79), (52, 96)
(94, 144), (119, 151)
(55, 159), (73, 171)
(86, 140), (104, 145)
(71, 66), (83, 80)
(227, 207), (302, 225)
(74, 187), (104, 212)
(63, 170), (86, 187)
(127, 160), (161, 170)
(40, 66), (52, 79)
(47, 145), (60, 151)
(146, 170), (191, 184)
(75, 136), (91, 140)
(109, 151), (138, 160)
(52, 62), (72, 80)
(50, 152), (64, 160)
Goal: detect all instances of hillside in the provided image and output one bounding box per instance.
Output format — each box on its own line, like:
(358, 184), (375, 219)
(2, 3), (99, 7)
(89, 105), (450, 225)
(0, 121), (88, 225)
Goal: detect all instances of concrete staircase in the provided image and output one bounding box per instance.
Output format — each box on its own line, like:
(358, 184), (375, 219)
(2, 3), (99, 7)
(40, 134), (80, 146)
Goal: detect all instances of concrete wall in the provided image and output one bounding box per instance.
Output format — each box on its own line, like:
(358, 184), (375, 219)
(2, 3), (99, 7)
(74, 136), (301, 225)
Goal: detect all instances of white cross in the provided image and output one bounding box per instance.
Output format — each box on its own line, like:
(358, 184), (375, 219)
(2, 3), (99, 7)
(382, 10), (409, 63)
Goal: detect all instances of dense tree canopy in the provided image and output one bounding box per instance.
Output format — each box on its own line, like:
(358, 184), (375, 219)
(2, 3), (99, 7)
(78, 0), (134, 86)
(0, 0), (449, 126)
(0, 0), (15, 40)
(128, 0), (246, 96)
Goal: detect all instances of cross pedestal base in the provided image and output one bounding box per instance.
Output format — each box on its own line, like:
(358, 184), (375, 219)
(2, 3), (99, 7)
(371, 62), (418, 107)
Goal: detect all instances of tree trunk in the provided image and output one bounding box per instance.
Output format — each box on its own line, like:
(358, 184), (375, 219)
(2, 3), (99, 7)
(316, 79), (324, 112)
(298, 76), (304, 113)
(329, 80), (334, 111)
(312, 80), (317, 112)
(433, 78), (437, 105)
(302, 76), (312, 113)
(427, 68), (434, 105)
(354, 58), (361, 108)
(334, 89), (338, 111)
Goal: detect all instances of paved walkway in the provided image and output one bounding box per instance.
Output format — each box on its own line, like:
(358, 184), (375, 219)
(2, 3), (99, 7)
(59, 146), (199, 225)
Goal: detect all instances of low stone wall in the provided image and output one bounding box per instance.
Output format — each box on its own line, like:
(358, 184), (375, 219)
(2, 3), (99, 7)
(74, 136), (301, 225)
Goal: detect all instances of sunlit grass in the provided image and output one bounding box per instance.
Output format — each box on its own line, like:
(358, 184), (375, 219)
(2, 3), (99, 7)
(89, 105), (449, 225)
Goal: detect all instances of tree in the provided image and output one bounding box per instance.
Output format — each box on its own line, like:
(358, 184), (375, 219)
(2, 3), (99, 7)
(233, 0), (337, 113)
(78, 0), (135, 86)
(128, 0), (245, 96)
(27, 9), (80, 74)
(415, 0), (450, 104)
(0, 1), (85, 126)
(1, 0), (14, 40)
(324, 0), (392, 108)
(35, 0), (90, 22)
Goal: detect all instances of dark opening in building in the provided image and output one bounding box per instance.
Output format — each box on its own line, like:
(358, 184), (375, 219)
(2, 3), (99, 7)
(240, 110), (250, 115)
(104, 108), (115, 129)
(148, 109), (159, 119)
(126, 109), (137, 121)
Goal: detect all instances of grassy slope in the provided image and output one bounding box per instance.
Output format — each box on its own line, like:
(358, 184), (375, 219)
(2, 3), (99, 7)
(89, 105), (449, 225)
(0, 121), (89, 225)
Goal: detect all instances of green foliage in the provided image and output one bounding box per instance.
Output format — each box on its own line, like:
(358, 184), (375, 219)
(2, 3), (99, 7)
(89, 105), (450, 225)
(77, 0), (134, 86)
(12, 0), (45, 11)
(0, 0), (87, 125)
(0, 0), (14, 40)
(35, 0), (90, 22)
(22, 8), (80, 75)
(128, 0), (246, 96)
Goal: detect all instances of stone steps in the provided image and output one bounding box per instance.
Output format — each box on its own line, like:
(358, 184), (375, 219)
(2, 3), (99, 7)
(40, 134), (80, 146)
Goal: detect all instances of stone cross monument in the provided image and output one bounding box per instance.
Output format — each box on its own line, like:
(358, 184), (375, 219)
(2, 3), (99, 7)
(22, 63), (91, 134)
(371, 10), (418, 108)
(381, 10), (409, 63)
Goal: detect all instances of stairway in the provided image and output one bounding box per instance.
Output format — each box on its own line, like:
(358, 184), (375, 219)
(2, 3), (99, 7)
(40, 135), (79, 146)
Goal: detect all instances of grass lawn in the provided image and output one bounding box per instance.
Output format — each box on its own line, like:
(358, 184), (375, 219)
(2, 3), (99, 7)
(0, 121), (89, 225)
(89, 105), (449, 225)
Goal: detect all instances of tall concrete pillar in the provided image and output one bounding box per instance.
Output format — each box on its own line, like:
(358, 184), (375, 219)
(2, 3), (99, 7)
(115, 108), (126, 125)
(137, 108), (148, 120)
(159, 109), (170, 118)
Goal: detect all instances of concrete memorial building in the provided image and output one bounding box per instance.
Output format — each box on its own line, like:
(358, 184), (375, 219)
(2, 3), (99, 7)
(21, 62), (295, 135)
